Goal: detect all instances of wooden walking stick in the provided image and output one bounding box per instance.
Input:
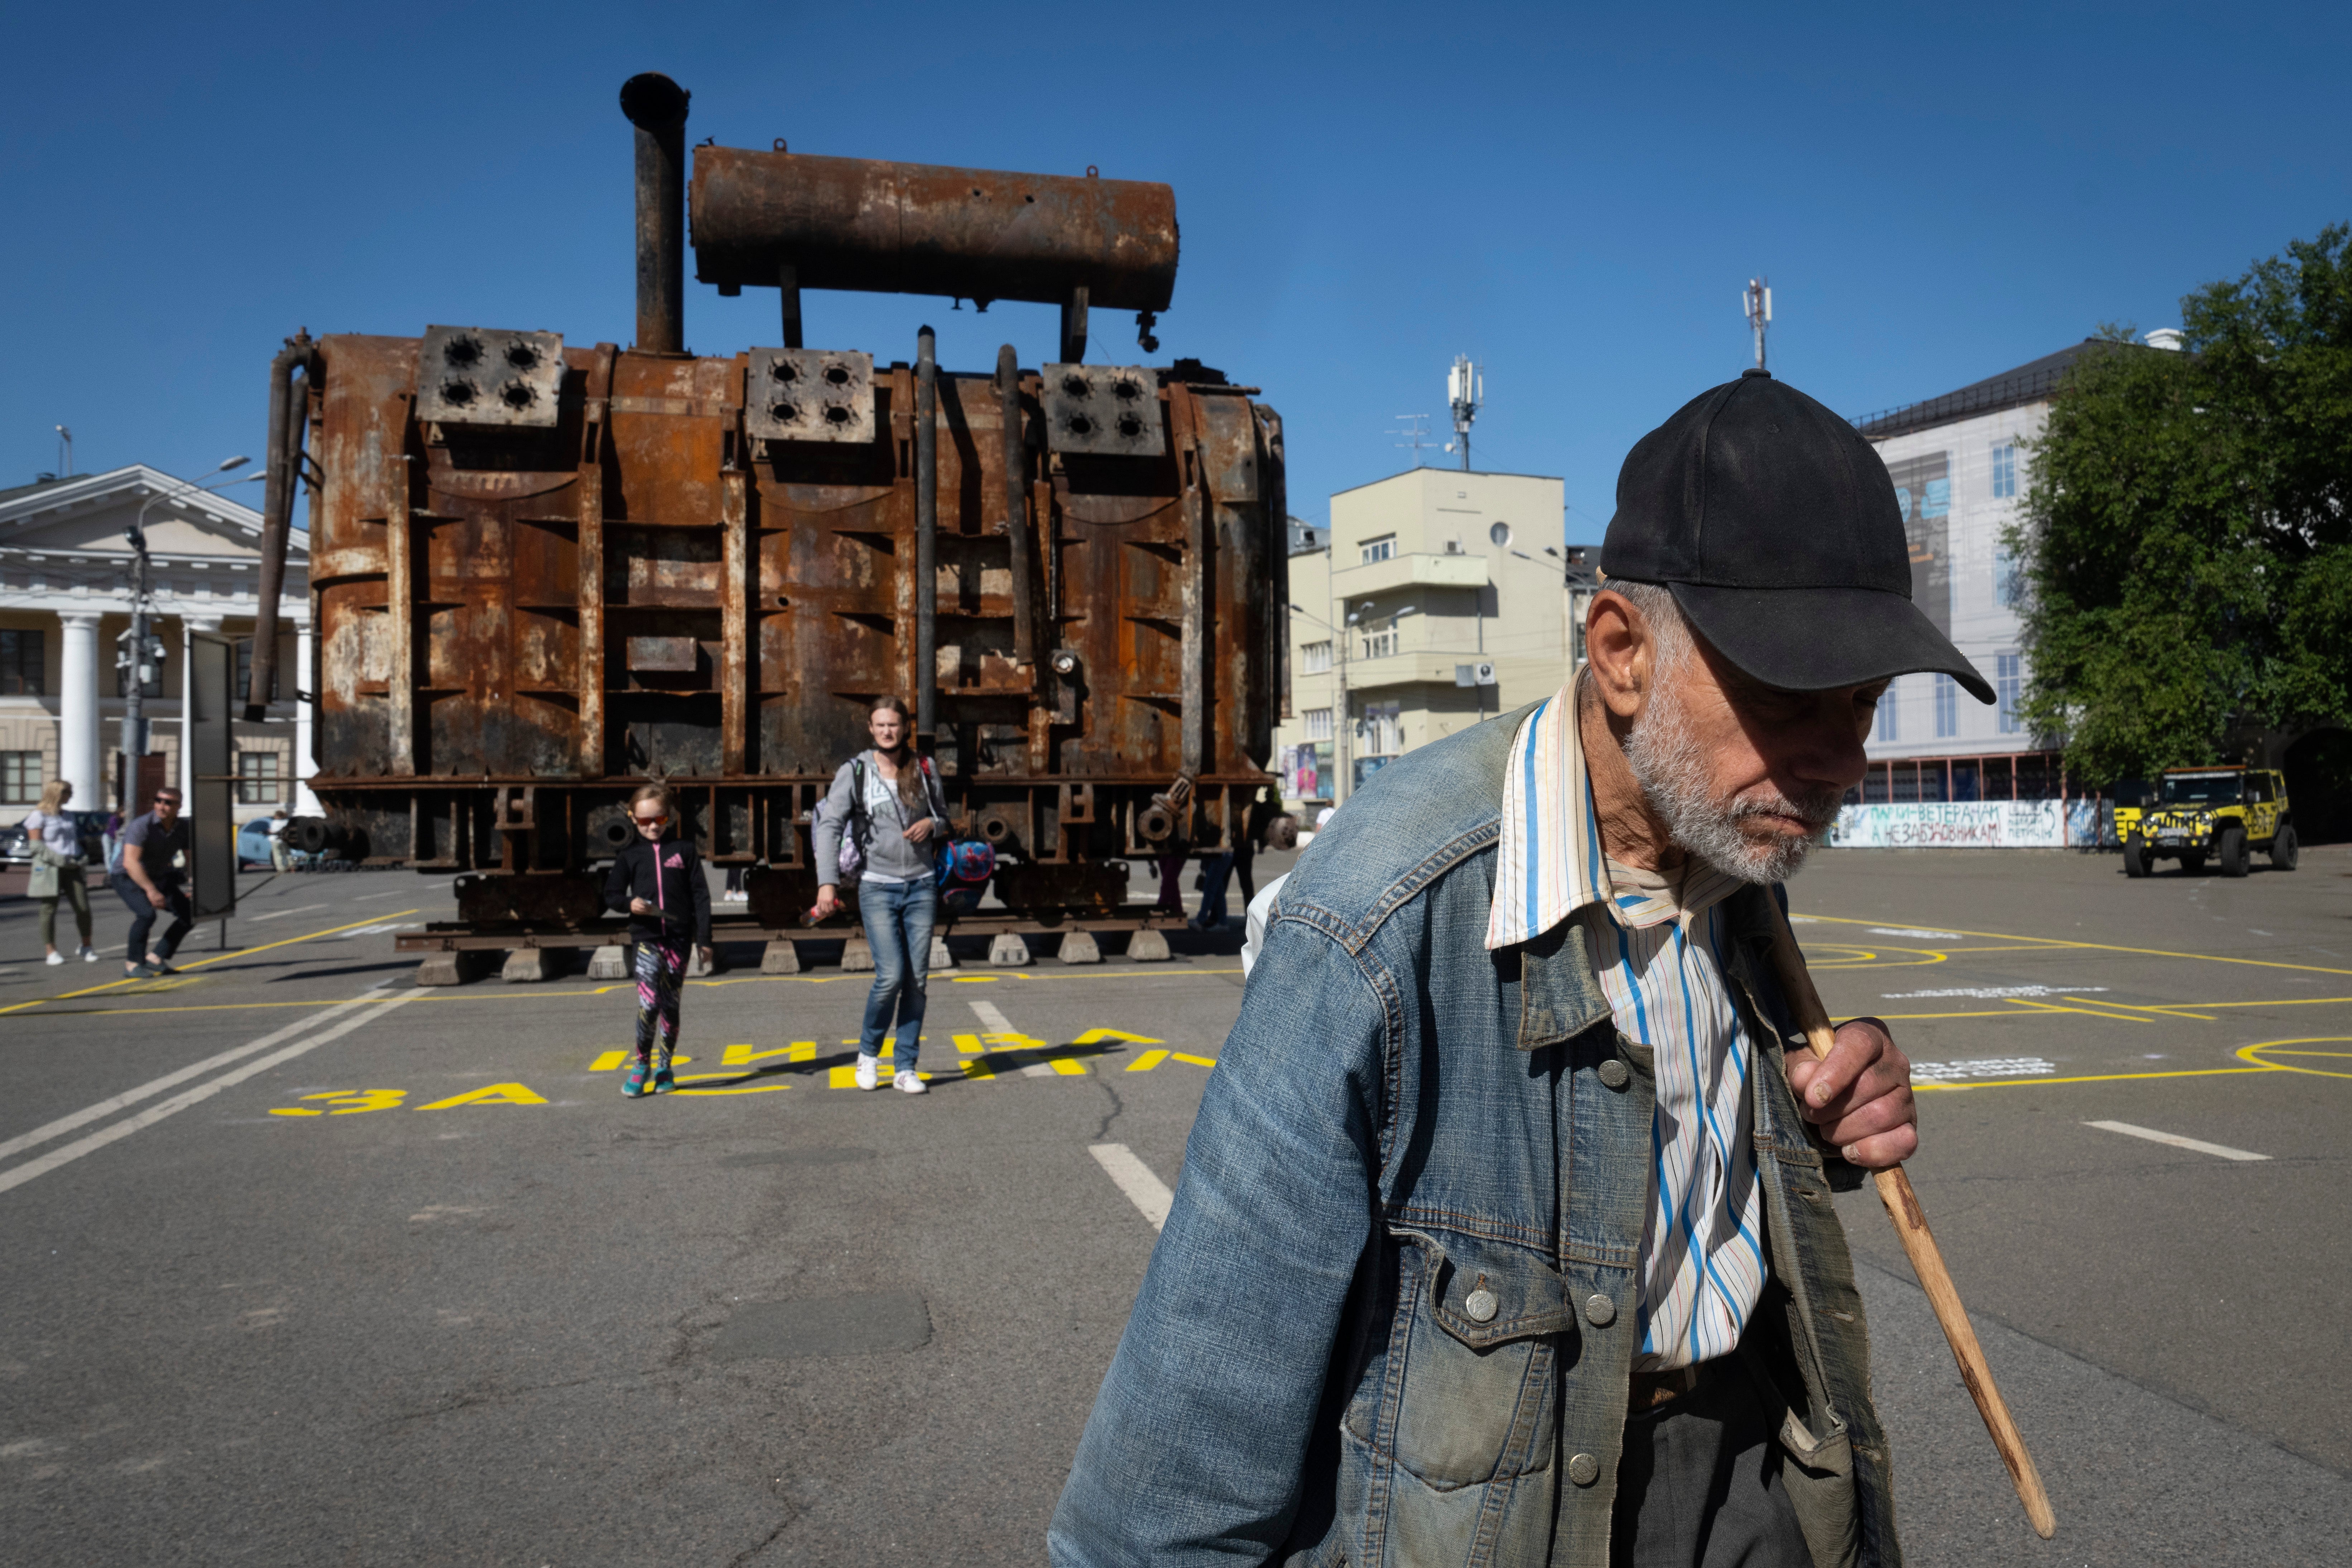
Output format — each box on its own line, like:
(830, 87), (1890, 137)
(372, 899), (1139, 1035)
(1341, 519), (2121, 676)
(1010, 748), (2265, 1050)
(1767, 908), (2058, 1540)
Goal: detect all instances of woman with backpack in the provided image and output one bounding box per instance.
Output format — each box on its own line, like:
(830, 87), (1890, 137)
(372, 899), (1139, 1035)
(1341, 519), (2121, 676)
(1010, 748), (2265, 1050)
(603, 782), (713, 1099)
(811, 697), (950, 1095)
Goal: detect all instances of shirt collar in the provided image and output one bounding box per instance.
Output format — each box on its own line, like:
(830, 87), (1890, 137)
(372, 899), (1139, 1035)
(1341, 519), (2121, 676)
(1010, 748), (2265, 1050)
(1485, 676), (1746, 949)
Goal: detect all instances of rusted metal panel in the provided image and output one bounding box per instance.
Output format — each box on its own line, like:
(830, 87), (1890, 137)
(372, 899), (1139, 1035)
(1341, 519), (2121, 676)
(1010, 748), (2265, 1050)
(1041, 363), (1164, 457)
(744, 347), (874, 442)
(416, 327), (565, 427)
(690, 148), (1178, 313)
(306, 331), (1284, 898)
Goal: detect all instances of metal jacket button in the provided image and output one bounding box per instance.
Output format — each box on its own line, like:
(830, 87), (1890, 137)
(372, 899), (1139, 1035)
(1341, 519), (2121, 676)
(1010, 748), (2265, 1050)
(1568, 1452), (1600, 1486)
(1464, 1287), (1498, 1323)
(1585, 1293), (1616, 1327)
(1598, 1058), (1630, 1090)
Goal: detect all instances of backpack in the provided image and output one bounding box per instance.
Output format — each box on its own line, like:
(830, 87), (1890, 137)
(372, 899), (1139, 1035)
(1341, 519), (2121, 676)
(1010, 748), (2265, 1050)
(935, 837), (997, 913)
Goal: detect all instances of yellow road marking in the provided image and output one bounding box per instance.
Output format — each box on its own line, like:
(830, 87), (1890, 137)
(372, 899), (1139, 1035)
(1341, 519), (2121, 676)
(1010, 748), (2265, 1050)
(2236, 1038), (2352, 1080)
(2000, 997), (2158, 1025)
(1918, 1066), (2283, 1093)
(1796, 912), (2352, 978)
(415, 1083), (547, 1109)
(0, 909), (423, 1015)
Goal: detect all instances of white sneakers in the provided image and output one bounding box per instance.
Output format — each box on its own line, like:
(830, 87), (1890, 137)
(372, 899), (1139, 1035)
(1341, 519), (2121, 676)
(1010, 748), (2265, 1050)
(81, 946), (99, 963)
(854, 1054), (928, 1094)
(45, 952), (65, 966)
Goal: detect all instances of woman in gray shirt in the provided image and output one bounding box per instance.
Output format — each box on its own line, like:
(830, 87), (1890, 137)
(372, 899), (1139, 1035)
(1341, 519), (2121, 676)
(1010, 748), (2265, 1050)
(810, 697), (951, 1094)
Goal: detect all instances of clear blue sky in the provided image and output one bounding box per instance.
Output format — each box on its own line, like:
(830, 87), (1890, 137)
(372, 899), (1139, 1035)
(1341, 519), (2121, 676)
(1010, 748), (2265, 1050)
(6, 1), (2347, 542)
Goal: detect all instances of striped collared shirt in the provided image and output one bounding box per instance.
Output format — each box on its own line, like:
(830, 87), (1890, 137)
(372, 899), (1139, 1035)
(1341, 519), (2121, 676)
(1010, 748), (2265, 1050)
(1485, 681), (1766, 1370)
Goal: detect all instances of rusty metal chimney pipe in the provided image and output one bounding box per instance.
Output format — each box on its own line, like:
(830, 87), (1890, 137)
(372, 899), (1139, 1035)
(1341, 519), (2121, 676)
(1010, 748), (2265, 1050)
(916, 326), (939, 747)
(246, 331), (312, 722)
(619, 73), (691, 354)
(997, 346), (1034, 667)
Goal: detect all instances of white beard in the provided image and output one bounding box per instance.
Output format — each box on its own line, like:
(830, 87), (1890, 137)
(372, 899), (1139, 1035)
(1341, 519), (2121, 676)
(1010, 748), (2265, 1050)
(1622, 675), (1843, 885)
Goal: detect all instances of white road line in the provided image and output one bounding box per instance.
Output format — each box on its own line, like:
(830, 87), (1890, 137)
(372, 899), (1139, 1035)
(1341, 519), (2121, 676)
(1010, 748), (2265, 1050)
(2084, 1120), (2271, 1162)
(968, 997), (1056, 1076)
(351, 890), (410, 901)
(1089, 1144), (1173, 1231)
(0, 989), (423, 1196)
(0, 989), (394, 1164)
(244, 904), (329, 923)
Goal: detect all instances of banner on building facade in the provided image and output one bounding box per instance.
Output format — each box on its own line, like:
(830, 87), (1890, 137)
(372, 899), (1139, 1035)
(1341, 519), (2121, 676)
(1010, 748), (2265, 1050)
(1829, 798), (2106, 849)
(1883, 451), (1953, 634)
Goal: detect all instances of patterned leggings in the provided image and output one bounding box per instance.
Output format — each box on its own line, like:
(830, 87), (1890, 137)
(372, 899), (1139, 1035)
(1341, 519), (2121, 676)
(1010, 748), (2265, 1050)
(633, 938), (688, 1063)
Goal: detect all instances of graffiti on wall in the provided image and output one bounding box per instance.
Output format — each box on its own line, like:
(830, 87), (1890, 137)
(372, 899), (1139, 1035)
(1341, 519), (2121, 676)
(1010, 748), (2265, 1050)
(1829, 799), (2093, 848)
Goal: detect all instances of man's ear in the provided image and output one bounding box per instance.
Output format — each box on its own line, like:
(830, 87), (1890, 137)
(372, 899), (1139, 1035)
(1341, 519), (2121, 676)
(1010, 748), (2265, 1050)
(1585, 590), (1649, 721)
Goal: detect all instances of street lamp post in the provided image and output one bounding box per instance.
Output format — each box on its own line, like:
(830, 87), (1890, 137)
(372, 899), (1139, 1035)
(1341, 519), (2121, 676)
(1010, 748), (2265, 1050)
(118, 459), (254, 808)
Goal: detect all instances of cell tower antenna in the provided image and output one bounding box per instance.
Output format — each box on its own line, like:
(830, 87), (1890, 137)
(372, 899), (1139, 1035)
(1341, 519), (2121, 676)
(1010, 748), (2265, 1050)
(1445, 355), (1481, 471)
(1387, 413), (1437, 467)
(1743, 277), (1772, 370)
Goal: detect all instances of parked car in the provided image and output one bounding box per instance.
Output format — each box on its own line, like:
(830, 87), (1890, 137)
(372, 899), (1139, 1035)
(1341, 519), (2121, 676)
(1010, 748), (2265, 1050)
(237, 819), (279, 869)
(0, 821), (29, 866)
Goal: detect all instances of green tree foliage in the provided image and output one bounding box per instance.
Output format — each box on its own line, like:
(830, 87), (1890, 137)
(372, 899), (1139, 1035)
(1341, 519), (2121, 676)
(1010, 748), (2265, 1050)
(2012, 224), (2352, 781)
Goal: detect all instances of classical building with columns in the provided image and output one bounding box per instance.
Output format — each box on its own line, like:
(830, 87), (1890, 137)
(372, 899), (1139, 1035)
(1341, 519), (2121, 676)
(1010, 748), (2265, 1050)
(0, 466), (315, 823)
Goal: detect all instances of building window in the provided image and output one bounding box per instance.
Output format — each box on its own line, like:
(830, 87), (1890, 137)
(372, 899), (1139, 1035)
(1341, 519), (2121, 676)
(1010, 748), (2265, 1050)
(1993, 548), (2020, 609)
(236, 751), (284, 804)
(1934, 674), (1958, 739)
(1990, 442), (2017, 499)
(1301, 640), (1333, 674)
(1302, 707), (1333, 741)
(234, 638), (281, 704)
(1360, 627), (1397, 660)
(1997, 653), (2024, 734)
(1875, 680), (1900, 742)
(0, 629), (43, 695)
(1, 752), (42, 804)
(1360, 534), (1395, 565)
(1359, 701), (1403, 756)
(1489, 521), (1512, 547)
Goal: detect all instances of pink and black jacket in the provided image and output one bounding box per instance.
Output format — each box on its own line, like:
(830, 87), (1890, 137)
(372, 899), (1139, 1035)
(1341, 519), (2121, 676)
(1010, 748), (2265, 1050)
(603, 833), (713, 947)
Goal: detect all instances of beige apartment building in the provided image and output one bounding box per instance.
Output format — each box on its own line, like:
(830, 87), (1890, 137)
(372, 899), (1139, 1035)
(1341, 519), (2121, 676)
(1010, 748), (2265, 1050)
(1276, 467), (1591, 806)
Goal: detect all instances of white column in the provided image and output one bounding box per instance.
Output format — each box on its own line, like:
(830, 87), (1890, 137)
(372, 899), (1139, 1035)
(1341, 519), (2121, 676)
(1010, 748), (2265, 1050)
(56, 613), (104, 812)
(181, 616), (221, 807)
(293, 617), (321, 816)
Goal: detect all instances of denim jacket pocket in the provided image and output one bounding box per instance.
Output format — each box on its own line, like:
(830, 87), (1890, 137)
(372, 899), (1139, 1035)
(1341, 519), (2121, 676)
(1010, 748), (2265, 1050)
(1367, 1228), (1577, 1491)
(1775, 1397), (1861, 1568)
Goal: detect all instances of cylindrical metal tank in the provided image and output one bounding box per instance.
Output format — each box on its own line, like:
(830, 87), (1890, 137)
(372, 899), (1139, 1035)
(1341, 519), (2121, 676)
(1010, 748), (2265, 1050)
(690, 147), (1178, 313)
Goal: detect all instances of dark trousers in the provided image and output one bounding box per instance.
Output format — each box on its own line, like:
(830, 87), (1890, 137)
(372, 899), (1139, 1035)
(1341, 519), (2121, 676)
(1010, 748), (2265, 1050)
(112, 873), (193, 965)
(1612, 1360), (1813, 1568)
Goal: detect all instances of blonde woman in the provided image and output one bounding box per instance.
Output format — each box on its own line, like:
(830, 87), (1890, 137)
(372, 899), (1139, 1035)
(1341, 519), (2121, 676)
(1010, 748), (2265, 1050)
(21, 779), (97, 965)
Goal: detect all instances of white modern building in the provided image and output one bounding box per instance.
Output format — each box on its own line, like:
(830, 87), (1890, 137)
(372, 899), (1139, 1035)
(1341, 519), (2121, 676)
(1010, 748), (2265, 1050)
(1274, 467), (1593, 806)
(0, 466), (316, 824)
(1851, 337), (2165, 806)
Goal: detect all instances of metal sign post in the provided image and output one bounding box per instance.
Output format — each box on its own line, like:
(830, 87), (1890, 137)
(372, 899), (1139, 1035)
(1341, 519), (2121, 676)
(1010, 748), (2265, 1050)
(183, 628), (238, 929)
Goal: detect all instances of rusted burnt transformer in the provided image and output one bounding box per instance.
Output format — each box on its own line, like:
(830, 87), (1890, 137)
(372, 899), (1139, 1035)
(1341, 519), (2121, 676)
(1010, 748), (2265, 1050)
(261, 75), (1287, 934)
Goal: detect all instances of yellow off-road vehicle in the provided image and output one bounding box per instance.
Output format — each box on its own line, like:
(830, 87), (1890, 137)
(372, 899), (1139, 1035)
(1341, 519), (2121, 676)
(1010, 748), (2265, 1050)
(2115, 766), (2299, 878)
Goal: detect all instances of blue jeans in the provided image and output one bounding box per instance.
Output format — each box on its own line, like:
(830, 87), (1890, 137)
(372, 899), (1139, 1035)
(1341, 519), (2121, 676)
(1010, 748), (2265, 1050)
(857, 876), (935, 1068)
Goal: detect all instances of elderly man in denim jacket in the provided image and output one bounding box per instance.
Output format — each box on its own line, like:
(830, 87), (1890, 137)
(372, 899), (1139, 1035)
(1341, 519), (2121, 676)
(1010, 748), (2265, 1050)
(1052, 371), (1996, 1568)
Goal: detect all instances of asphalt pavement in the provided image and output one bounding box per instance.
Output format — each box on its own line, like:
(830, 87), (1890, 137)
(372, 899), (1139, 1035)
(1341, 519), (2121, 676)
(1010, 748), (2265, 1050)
(1, 841), (2346, 1564)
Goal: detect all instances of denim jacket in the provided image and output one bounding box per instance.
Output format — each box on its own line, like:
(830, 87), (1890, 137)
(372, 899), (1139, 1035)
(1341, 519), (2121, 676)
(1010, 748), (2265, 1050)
(1051, 706), (1899, 1568)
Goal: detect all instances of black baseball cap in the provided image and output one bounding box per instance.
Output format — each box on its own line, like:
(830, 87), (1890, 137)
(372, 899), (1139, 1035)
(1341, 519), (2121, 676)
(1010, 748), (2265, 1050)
(1600, 369), (1993, 704)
